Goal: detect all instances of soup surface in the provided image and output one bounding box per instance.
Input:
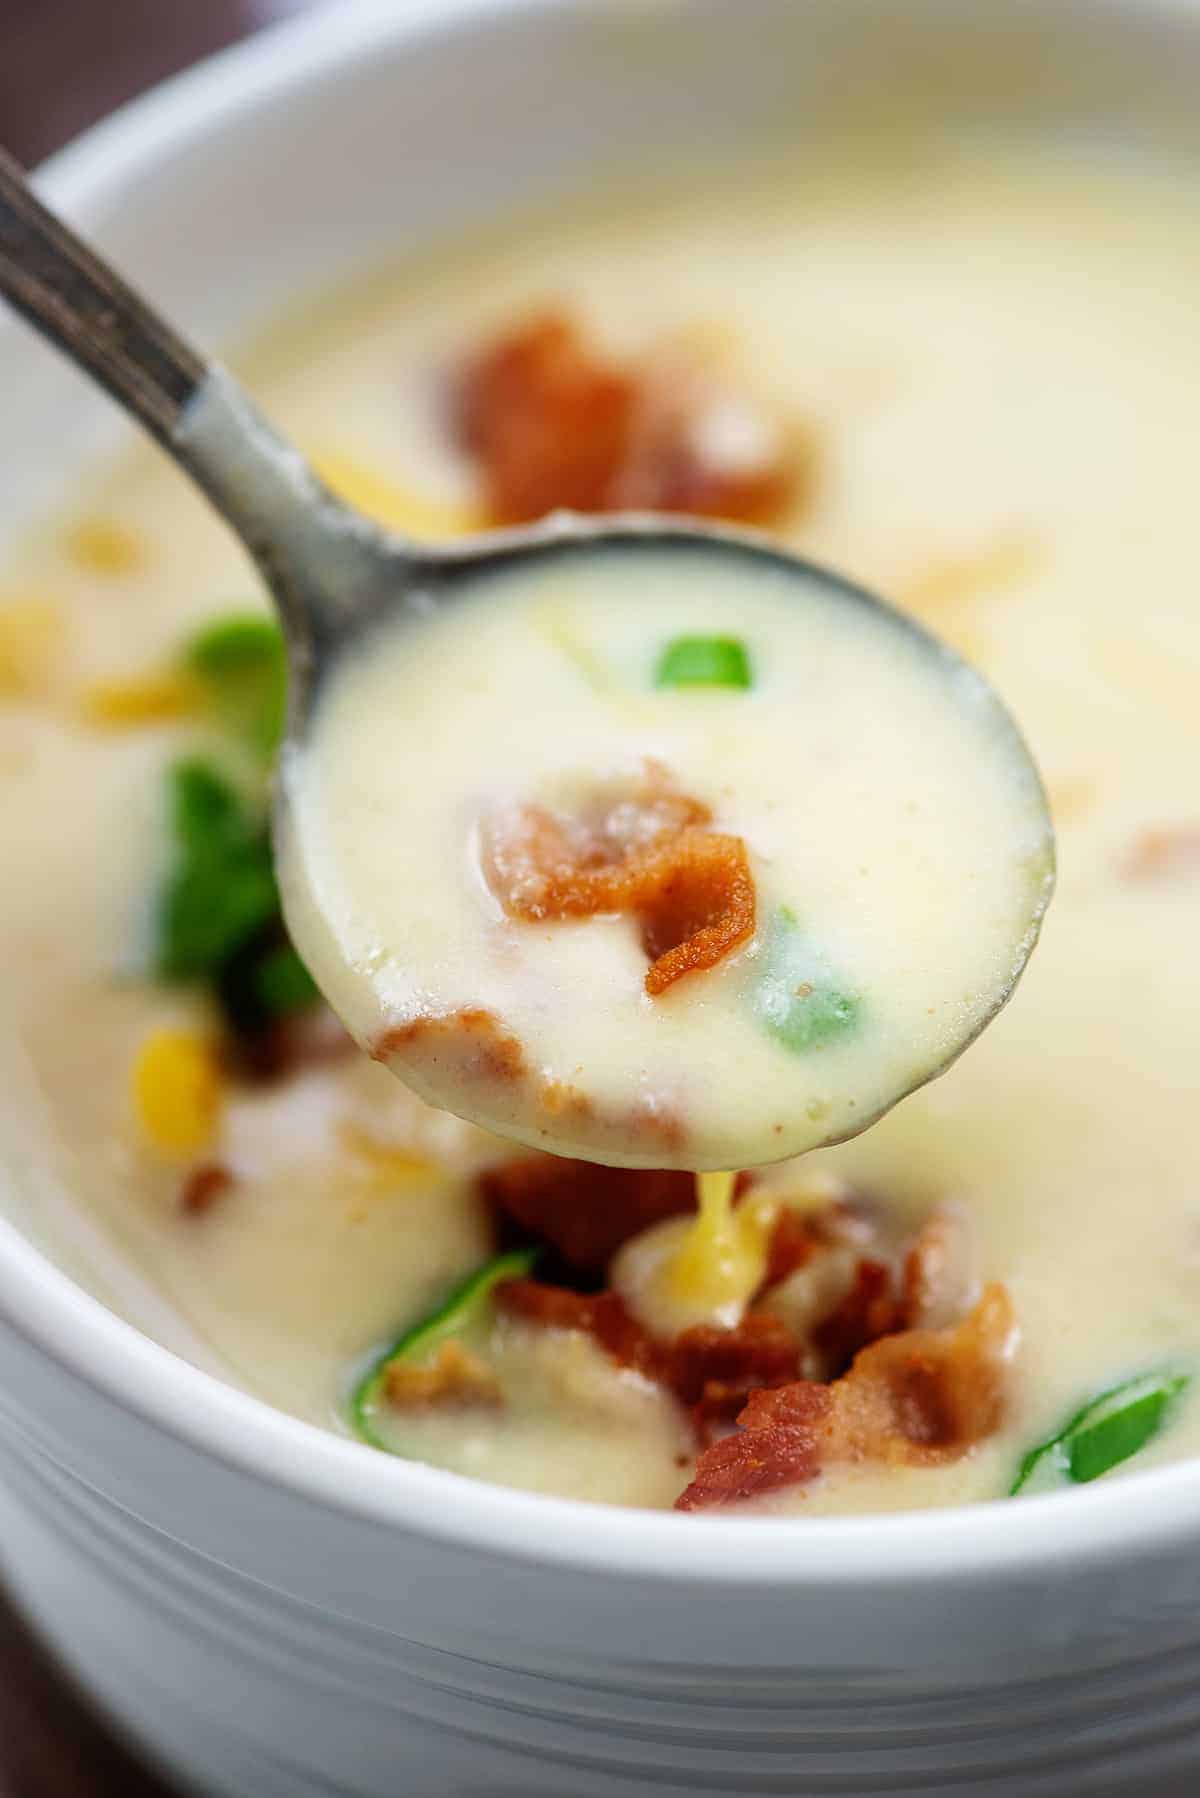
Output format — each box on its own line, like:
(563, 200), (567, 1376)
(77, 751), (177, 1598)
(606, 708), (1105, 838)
(283, 544), (1052, 1170)
(3, 132), (1200, 1513)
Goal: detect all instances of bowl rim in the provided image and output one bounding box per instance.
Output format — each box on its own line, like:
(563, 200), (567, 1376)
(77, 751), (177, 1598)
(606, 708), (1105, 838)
(4, 0), (1200, 1585)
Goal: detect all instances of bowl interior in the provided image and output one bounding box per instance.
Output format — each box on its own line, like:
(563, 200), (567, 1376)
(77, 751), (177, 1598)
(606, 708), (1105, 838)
(4, 0), (1200, 1576)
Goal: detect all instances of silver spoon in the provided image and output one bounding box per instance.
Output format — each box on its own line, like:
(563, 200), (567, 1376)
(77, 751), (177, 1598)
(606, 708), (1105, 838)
(0, 148), (1054, 1168)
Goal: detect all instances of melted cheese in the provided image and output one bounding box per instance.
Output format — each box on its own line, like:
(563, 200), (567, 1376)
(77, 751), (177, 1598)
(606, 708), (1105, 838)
(612, 1171), (775, 1335)
(670, 1171), (768, 1314)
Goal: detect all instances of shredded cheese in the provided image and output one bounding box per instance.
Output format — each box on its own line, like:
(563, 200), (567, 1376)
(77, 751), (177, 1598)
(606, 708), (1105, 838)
(313, 451), (484, 540)
(79, 669), (202, 729)
(133, 1028), (223, 1159)
(64, 516), (147, 576)
(337, 1120), (440, 1190)
(0, 599), (64, 698)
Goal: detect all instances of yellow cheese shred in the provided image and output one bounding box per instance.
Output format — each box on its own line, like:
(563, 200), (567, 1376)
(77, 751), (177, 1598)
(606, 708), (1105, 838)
(0, 599), (64, 698)
(313, 452), (484, 540)
(79, 669), (202, 729)
(64, 516), (148, 576)
(133, 1028), (223, 1158)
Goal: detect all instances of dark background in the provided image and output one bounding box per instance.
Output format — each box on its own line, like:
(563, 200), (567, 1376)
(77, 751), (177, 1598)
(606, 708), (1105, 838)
(1, 8), (315, 1791)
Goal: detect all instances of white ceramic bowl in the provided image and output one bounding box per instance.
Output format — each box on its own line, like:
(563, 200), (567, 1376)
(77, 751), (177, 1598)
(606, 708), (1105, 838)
(4, 3), (1200, 1793)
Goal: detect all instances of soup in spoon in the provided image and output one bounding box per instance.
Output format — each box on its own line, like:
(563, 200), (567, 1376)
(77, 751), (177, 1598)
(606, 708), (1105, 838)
(280, 540), (1053, 1170)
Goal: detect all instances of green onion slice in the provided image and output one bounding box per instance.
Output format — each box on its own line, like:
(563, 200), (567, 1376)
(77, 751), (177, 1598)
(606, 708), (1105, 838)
(184, 613), (287, 759)
(251, 942), (321, 1018)
(756, 906), (860, 1053)
(1011, 1369), (1191, 1496)
(352, 1247), (538, 1451)
(655, 635), (752, 689)
(157, 758), (280, 980)
(159, 839), (278, 981)
(169, 756), (245, 853)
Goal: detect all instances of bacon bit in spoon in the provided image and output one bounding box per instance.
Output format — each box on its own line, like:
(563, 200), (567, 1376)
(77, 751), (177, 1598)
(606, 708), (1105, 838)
(455, 308), (805, 528)
(482, 766), (755, 996)
(372, 1006), (527, 1083)
(482, 762), (713, 920)
(638, 831), (756, 995)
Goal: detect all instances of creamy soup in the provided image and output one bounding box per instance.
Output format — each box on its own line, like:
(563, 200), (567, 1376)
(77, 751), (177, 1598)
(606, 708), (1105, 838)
(4, 133), (1200, 1513)
(281, 545), (1052, 1170)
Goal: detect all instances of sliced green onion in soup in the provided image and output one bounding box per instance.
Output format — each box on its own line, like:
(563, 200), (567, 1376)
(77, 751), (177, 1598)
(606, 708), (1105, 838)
(184, 612), (287, 760)
(655, 634), (752, 689)
(1011, 1370), (1191, 1495)
(250, 942), (320, 1017)
(158, 758), (279, 979)
(351, 1247), (538, 1452)
(755, 906), (861, 1054)
(169, 756), (246, 853)
(157, 758), (319, 1028)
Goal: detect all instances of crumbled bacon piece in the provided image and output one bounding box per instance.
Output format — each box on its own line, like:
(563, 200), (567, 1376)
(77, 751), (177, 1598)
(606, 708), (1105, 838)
(638, 831), (756, 995)
(675, 1381), (831, 1510)
(457, 312), (636, 523)
(668, 1313), (801, 1445)
(758, 1205), (817, 1293)
(810, 1257), (900, 1380)
(503, 1274), (800, 1444)
(372, 1006), (526, 1082)
(826, 1284), (1016, 1462)
(1121, 826), (1200, 882)
(608, 349), (805, 526)
(676, 1286), (1015, 1511)
(179, 1160), (233, 1217)
(383, 1340), (502, 1410)
(900, 1205), (975, 1330)
(495, 1172), (1006, 1502)
(482, 768), (755, 996)
(497, 1278), (664, 1383)
(483, 764), (712, 922)
(455, 308), (804, 528)
(481, 1156), (697, 1277)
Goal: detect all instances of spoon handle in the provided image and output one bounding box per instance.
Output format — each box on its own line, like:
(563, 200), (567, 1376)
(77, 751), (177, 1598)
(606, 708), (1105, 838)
(0, 146), (206, 447)
(0, 147), (409, 665)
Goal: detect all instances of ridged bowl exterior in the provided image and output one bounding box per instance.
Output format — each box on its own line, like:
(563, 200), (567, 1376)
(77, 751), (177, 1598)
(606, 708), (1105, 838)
(4, 2), (1200, 1793)
(3, 1311), (1200, 1798)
